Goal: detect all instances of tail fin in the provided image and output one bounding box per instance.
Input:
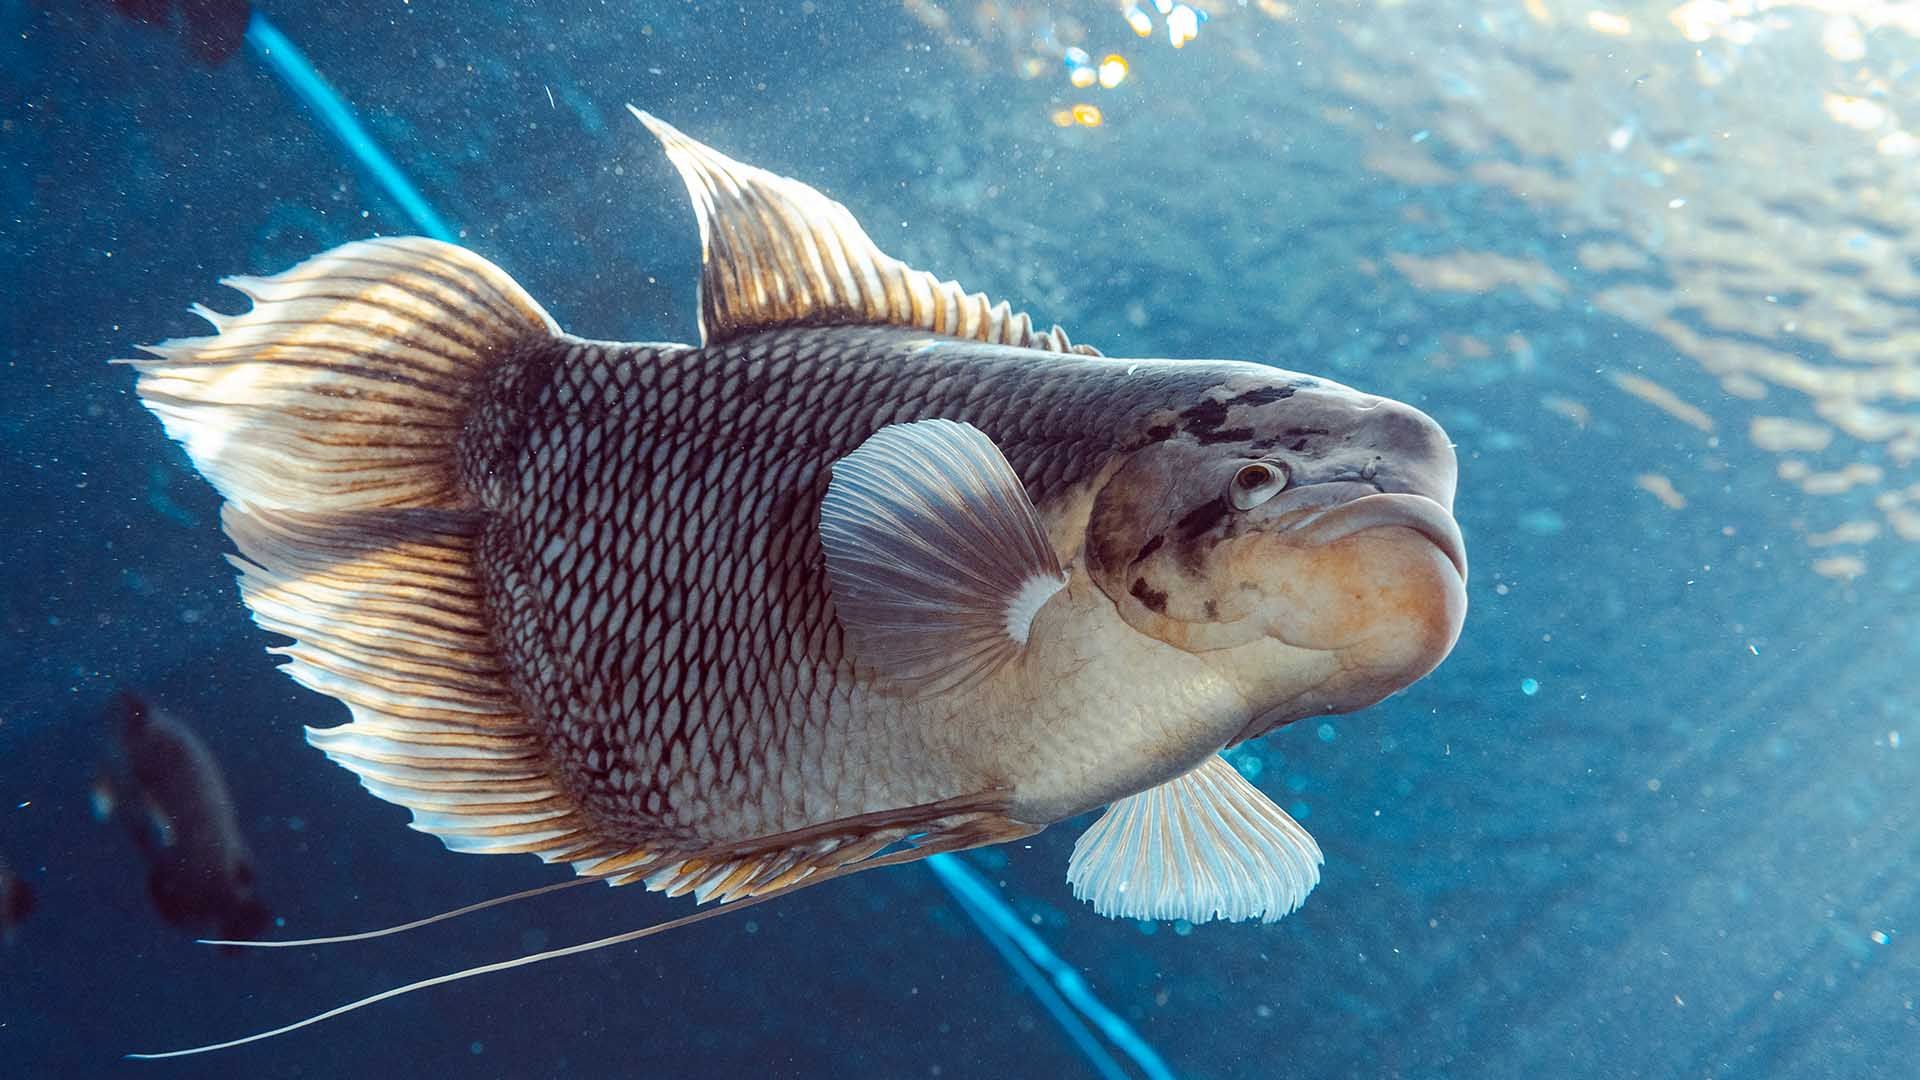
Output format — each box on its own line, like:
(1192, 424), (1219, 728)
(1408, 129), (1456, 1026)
(128, 237), (558, 513)
(124, 240), (616, 871)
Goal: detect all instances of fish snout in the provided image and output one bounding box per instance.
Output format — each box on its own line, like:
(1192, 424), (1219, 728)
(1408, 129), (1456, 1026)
(1285, 393), (1458, 514)
(1362, 398), (1458, 513)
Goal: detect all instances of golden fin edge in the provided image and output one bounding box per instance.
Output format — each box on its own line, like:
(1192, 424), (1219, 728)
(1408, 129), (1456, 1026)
(632, 108), (1101, 358)
(602, 793), (1038, 905)
(230, 502), (1030, 901)
(123, 236), (561, 516)
(224, 504), (632, 868)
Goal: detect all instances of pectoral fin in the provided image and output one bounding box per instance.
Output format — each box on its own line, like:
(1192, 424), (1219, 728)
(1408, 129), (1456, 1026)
(1066, 755), (1323, 924)
(820, 418), (1067, 693)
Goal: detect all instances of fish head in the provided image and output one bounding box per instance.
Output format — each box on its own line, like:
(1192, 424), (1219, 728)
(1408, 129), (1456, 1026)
(1086, 372), (1467, 740)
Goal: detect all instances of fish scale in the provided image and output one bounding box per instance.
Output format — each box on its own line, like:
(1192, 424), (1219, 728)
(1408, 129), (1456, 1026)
(129, 113), (1462, 936)
(467, 324), (1214, 848)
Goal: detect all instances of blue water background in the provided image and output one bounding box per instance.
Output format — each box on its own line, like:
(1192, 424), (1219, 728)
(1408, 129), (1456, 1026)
(2, 2), (1915, 1076)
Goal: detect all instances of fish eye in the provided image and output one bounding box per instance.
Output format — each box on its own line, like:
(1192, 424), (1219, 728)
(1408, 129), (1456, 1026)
(1230, 461), (1288, 511)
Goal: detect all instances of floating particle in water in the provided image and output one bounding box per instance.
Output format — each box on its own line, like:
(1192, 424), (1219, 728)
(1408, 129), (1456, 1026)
(1871, 930), (1890, 945)
(1807, 521), (1879, 547)
(1098, 54), (1129, 89)
(1585, 11), (1632, 36)
(1879, 130), (1918, 157)
(1750, 416), (1834, 453)
(1388, 250), (1568, 300)
(1812, 554), (1867, 580)
(1518, 508), (1566, 536)
(1797, 462), (1882, 497)
(1635, 473), (1688, 510)
(1317, 722), (1337, 743)
(1608, 372), (1714, 434)
(1167, 4), (1203, 48)
(1541, 394), (1592, 429)
(1823, 93), (1887, 131)
(1521, 678), (1539, 696)
(1125, 2), (1153, 37)
(1062, 46), (1097, 88)
(1071, 103), (1103, 127)
(1050, 109), (1075, 129)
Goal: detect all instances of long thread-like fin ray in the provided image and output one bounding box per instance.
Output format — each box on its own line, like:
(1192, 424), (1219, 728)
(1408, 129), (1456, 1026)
(128, 839), (985, 1060)
(199, 879), (592, 948)
(130, 891), (795, 1060)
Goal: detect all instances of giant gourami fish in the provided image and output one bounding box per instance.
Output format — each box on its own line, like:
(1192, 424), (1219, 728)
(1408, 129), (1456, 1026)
(127, 111), (1467, 1049)
(92, 692), (272, 945)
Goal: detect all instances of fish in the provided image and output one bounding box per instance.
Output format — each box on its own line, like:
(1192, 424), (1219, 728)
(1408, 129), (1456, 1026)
(0, 857), (32, 945)
(125, 110), (1466, 1048)
(107, 0), (254, 67)
(92, 692), (271, 943)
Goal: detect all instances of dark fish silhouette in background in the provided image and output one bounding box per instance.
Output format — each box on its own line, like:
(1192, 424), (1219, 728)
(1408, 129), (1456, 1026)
(0, 857), (32, 945)
(92, 693), (270, 944)
(107, 0), (253, 67)
(126, 113), (1467, 1052)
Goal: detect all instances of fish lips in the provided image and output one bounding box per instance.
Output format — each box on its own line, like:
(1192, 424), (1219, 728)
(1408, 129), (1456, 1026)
(1270, 484), (1468, 582)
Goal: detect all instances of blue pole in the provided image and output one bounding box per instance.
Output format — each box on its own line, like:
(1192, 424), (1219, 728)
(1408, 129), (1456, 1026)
(926, 853), (1178, 1080)
(243, 11), (457, 242)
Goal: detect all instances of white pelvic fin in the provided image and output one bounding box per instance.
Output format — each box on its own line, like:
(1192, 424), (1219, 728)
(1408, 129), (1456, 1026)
(819, 418), (1068, 693)
(1066, 755), (1323, 925)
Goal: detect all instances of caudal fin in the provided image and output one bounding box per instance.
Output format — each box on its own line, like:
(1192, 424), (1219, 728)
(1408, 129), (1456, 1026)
(122, 239), (619, 871)
(127, 236), (559, 513)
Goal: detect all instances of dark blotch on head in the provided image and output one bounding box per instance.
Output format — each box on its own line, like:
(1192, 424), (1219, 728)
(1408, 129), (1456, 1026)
(1145, 423), (1175, 441)
(1175, 496), (1231, 540)
(1130, 577), (1169, 613)
(1179, 399), (1229, 433)
(1227, 386), (1297, 407)
(1193, 426), (1255, 446)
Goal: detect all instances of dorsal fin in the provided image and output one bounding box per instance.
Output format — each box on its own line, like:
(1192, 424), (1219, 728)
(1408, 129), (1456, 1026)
(631, 107), (1099, 356)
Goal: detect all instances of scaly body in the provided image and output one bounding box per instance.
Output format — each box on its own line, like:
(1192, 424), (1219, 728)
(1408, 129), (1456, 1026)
(467, 327), (1308, 843)
(133, 110), (1466, 930)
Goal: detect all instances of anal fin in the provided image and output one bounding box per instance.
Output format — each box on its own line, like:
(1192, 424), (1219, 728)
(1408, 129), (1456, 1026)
(224, 505), (605, 863)
(1066, 755), (1323, 924)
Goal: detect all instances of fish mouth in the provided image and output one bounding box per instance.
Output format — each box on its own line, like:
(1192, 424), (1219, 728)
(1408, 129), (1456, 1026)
(1287, 492), (1467, 581)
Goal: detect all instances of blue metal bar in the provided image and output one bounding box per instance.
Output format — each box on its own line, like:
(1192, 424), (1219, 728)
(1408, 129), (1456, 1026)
(926, 853), (1178, 1080)
(930, 854), (1134, 1080)
(243, 11), (456, 241)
